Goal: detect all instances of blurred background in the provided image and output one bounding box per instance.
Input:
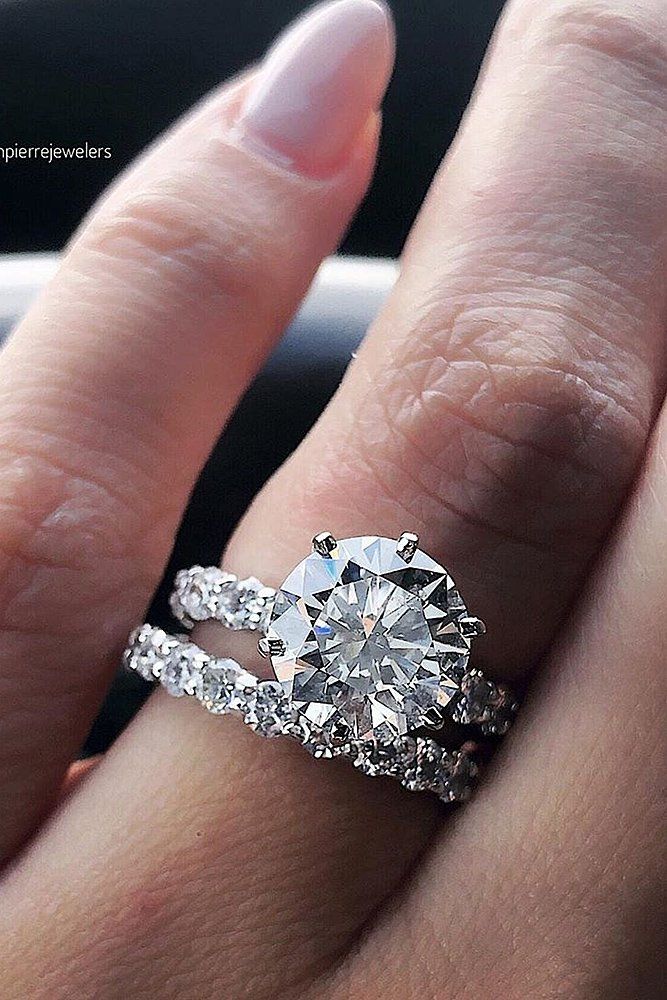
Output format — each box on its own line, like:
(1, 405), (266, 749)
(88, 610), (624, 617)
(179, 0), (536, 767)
(0, 0), (505, 256)
(0, 0), (506, 749)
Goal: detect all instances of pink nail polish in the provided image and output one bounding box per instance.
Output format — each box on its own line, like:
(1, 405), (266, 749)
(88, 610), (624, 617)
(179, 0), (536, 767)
(237, 0), (395, 177)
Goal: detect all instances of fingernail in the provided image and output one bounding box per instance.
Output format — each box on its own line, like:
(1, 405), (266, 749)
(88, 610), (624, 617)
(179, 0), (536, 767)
(237, 0), (395, 177)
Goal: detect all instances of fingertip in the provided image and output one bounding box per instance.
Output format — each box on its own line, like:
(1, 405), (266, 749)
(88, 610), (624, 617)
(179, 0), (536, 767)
(235, 0), (395, 178)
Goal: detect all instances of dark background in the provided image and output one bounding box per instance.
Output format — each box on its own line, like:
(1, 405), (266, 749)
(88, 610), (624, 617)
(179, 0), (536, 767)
(0, 0), (505, 256)
(0, 0), (506, 749)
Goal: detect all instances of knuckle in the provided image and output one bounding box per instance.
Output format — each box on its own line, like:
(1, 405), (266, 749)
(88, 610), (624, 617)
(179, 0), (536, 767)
(520, 0), (667, 86)
(0, 439), (170, 641)
(360, 300), (648, 554)
(79, 176), (281, 309)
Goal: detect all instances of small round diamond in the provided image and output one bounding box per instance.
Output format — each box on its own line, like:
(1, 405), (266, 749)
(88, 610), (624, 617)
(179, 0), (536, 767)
(300, 721), (356, 759)
(226, 579), (275, 631)
(170, 566), (236, 625)
(441, 751), (479, 803)
(353, 737), (478, 802)
(125, 626), (177, 682)
(402, 739), (449, 793)
(452, 670), (518, 735)
(197, 658), (240, 714)
(354, 737), (417, 778)
(229, 670), (259, 712)
(161, 643), (209, 698)
(170, 568), (275, 630)
(399, 741), (479, 801)
(243, 680), (296, 737)
(213, 578), (248, 627)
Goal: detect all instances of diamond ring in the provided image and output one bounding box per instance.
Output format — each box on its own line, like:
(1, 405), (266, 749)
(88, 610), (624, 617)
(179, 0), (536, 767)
(125, 533), (517, 803)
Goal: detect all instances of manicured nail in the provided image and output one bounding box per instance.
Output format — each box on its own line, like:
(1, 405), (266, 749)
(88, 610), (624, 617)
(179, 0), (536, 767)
(237, 0), (395, 177)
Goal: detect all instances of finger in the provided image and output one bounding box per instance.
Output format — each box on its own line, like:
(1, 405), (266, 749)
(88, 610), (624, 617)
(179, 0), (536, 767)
(6, 0), (667, 995)
(331, 329), (667, 1000)
(234, 0), (667, 678)
(0, 0), (393, 859)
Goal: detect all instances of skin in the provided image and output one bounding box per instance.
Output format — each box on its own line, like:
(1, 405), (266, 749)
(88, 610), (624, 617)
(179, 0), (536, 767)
(0, 0), (665, 997)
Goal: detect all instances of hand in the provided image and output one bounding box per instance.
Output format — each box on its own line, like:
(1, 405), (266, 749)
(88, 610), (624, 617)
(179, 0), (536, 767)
(1, 1), (664, 997)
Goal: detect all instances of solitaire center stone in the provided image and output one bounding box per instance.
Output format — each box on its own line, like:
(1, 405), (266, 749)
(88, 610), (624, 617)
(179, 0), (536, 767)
(266, 536), (472, 745)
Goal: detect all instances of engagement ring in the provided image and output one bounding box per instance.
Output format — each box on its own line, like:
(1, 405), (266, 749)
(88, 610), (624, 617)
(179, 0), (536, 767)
(125, 533), (517, 803)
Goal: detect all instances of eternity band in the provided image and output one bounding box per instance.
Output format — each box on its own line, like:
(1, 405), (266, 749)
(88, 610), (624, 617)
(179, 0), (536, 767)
(124, 624), (480, 802)
(125, 532), (518, 804)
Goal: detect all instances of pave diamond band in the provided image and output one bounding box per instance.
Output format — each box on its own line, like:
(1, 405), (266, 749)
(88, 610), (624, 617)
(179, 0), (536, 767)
(124, 624), (479, 803)
(169, 566), (276, 632)
(126, 532), (517, 805)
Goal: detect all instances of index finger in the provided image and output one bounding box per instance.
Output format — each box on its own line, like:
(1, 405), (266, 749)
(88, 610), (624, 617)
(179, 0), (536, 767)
(0, 0), (392, 861)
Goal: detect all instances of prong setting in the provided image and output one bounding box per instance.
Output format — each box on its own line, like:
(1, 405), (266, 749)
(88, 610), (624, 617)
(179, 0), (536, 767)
(330, 718), (351, 743)
(312, 531), (337, 557)
(459, 616), (486, 638)
(422, 705), (446, 730)
(396, 531), (419, 562)
(258, 636), (286, 659)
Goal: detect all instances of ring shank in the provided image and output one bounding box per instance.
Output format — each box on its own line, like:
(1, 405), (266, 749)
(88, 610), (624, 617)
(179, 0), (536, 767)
(124, 624), (479, 804)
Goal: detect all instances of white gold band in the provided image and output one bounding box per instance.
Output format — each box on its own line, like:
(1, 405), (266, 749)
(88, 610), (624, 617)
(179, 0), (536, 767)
(124, 624), (480, 804)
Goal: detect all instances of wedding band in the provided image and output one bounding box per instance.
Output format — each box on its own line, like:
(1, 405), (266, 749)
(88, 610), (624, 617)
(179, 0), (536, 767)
(125, 532), (518, 803)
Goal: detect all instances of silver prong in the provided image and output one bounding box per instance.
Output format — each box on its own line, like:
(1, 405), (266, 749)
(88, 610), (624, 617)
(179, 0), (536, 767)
(396, 531), (419, 562)
(331, 718), (351, 742)
(423, 706), (446, 730)
(257, 636), (285, 658)
(459, 616), (486, 638)
(312, 531), (337, 557)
